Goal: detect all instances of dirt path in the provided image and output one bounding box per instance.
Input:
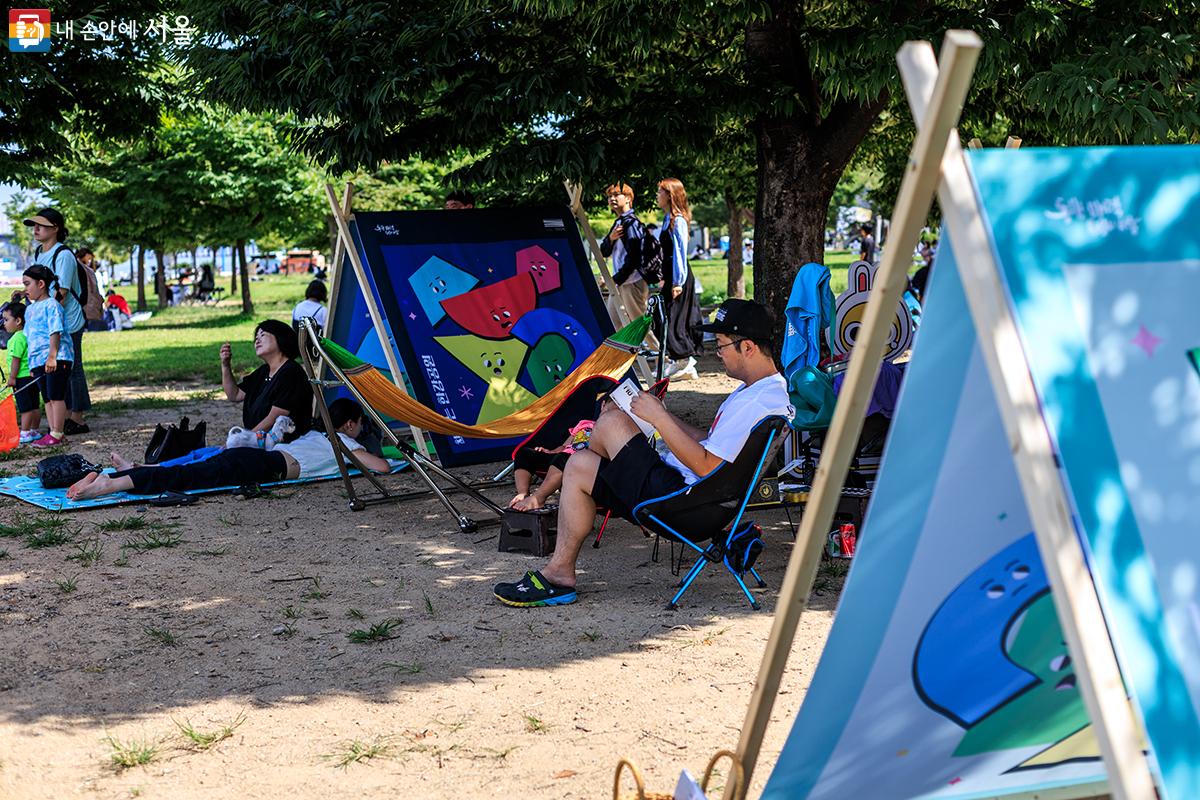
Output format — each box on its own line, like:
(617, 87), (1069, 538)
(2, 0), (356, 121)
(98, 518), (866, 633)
(0, 360), (838, 799)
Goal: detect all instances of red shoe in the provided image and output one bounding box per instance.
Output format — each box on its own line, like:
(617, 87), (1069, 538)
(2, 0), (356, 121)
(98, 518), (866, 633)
(30, 434), (65, 448)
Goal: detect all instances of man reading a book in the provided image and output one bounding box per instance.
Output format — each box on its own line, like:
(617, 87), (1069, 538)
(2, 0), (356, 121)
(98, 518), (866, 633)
(494, 299), (794, 607)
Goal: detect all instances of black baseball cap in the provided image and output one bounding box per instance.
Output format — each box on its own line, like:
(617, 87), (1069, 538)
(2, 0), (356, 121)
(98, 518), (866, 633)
(698, 298), (774, 341)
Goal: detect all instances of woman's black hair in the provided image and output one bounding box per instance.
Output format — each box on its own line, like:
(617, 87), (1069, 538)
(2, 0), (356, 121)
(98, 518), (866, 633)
(305, 279), (328, 303)
(22, 264), (57, 292)
(254, 318), (300, 359)
(327, 398), (364, 430)
(4, 301), (25, 323)
(75, 246), (94, 260)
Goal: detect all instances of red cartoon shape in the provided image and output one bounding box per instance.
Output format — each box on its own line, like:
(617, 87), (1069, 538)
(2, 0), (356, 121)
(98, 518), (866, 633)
(440, 273), (538, 339)
(516, 245), (561, 293)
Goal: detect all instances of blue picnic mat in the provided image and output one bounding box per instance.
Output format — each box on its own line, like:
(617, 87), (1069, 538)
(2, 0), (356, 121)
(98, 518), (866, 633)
(0, 461), (408, 511)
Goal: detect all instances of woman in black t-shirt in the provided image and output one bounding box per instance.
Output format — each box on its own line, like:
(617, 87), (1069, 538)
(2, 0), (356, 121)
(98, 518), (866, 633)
(219, 319), (312, 441)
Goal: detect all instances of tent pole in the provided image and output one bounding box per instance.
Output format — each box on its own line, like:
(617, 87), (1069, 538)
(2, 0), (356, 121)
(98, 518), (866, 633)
(315, 182), (355, 419)
(323, 183), (430, 459)
(899, 43), (1155, 800)
(727, 31), (983, 799)
(563, 180), (654, 385)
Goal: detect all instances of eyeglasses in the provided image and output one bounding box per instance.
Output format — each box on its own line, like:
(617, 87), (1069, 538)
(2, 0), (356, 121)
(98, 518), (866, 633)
(714, 338), (745, 355)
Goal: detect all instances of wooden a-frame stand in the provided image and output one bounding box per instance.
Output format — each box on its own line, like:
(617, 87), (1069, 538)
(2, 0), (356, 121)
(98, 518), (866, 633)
(726, 30), (1155, 800)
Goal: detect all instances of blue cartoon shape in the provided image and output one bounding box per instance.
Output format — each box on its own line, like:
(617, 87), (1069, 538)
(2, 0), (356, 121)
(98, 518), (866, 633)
(914, 533), (1050, 727)
(407, 256), (478, 326)
(511, 308), (593, 373)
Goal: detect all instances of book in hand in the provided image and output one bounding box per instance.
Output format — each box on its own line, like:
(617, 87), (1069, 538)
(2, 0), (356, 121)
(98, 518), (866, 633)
(609, 378), (657, 438)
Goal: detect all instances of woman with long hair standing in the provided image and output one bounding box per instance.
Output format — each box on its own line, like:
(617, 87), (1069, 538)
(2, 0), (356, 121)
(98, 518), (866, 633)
(656, 178), (703, 378)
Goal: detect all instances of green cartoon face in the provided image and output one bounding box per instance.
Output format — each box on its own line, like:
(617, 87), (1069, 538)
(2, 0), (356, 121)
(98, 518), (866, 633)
(952, 593), (1090, 757)
(527, 334), (573, 395)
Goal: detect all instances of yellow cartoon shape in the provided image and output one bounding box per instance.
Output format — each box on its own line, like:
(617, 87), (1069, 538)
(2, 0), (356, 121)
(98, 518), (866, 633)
(435, 334), (535, 423)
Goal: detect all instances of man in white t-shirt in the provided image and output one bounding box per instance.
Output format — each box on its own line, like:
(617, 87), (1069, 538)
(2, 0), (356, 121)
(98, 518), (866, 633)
(495, 299), (794, 607)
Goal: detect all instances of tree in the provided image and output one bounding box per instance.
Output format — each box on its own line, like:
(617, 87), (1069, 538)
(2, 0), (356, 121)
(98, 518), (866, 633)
(183, 0), (1200, 327)
(1, 191), (44, 269)
(0, 0), (174, 184)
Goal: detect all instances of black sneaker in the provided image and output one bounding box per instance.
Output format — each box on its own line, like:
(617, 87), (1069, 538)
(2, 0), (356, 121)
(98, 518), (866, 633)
(493, 570), (577, 607)
(63, 420), (90, 435)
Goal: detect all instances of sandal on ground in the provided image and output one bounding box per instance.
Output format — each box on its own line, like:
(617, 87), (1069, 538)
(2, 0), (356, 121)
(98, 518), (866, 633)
(493, 570), (577, 607)
(149, 490), (198, 507)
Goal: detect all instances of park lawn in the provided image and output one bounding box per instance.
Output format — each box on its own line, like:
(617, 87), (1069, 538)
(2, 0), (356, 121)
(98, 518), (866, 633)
(1, 274), (315, 388)
(690, 249), (859, 305)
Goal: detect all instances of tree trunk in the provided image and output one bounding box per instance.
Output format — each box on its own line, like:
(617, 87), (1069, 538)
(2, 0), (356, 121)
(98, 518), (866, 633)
(725, 190), (746, 299)
(190, 246), (198, 272)
(230, 245), (238, 294)
(154, 249), (168, 309)
(237, 239), (254, 315)
(745, 6), (888, 336)
(135, 246), (147, 312)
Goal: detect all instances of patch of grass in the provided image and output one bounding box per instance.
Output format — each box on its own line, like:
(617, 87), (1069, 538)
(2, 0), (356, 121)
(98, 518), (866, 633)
(377, 661), (423, 675)
(301, 576), (328, 601)
(24, 521), (76, 549)
(523, 714), (548, 734)
(143, 625), (179, 647)
(0, 468), (14, 479)
(347, 619), (401, 644)
(96, 515), (155, 532)
(125, 528), (184, 551)
(67, 538), (104, 567)
(0, 447), (34, 463)
(325, 736), (395, 768)
(579, 630), (601, 642)
(216, 514), (241, 527)
(175, 711), (246, 751)
(346, 608), (365, 620)
(54, 574), (79, 594)
(112, 548), (131, 567)
(422, 591), (436, 618)
(104, 733), (163, 771)
(282, 605), (302, 620)
(0, 549), (8, 559)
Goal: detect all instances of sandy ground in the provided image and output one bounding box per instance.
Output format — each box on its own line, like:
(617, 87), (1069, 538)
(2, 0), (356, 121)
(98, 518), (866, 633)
(0, 359), (840, 800)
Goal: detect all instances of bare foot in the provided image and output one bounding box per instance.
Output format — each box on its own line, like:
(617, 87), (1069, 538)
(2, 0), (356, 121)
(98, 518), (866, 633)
(110, 452), (134, 471)
(508, 492), (528, 509)
(66, 472), (100, 499)
(71, 473), (120, 500)
(513, 494), (543, 512)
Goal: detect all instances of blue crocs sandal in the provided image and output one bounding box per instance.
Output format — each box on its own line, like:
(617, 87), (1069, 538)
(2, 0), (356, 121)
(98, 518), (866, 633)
(493, 570), (578, 607)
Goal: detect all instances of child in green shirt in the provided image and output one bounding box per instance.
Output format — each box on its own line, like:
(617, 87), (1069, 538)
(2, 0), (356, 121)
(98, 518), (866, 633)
(4, 302), (42, 444)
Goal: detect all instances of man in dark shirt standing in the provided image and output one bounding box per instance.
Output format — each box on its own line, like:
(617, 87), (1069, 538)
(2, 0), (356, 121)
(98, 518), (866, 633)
(600, 183), (658, 350)
(859, 223), (876, 264)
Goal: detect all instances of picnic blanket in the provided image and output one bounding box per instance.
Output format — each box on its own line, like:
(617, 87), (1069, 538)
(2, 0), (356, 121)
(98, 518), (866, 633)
(0, 461), (408, 511)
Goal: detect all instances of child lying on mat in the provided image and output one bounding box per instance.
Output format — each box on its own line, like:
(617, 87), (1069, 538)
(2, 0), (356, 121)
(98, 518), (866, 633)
(67, 399), (390, 500)
(509, 397), (612, 512)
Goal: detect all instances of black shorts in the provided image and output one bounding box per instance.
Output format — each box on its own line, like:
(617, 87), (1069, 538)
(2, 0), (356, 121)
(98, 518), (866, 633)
(31, 363), (73, 403)
(590, 434), (687, 520)
(514, 447), (570, 475)
(12, 375), (39, 414)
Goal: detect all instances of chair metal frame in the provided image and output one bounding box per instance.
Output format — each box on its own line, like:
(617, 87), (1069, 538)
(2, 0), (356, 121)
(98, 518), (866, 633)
(632, 416), (788, 610)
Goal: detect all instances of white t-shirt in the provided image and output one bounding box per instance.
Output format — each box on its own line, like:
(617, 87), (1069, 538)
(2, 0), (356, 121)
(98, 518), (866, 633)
(292, 299), (328, 329)
(276, 430), (362, 478)
(660, 373), (794, 485)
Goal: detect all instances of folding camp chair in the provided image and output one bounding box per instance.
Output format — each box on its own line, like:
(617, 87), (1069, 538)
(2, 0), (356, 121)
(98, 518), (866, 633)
(507, 375), (670, 549)
(631, 415), (790, 610)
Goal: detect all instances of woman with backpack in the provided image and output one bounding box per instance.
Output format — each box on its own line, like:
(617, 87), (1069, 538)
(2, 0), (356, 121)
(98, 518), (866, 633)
(23, 208), (92, 434)
(656, 179), (704, 380)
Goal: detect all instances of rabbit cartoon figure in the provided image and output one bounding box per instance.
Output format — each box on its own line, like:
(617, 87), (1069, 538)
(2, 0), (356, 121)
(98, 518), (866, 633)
(830, 260), (915, 363)
(226, 415), (295, 450)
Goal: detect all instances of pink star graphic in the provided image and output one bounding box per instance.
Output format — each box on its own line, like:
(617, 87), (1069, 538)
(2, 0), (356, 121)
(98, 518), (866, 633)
(1131, 324), (1163, 357)
(459, 385), (474, 399)
(409, 312), (417, 321)
(948, 777), (962, 786)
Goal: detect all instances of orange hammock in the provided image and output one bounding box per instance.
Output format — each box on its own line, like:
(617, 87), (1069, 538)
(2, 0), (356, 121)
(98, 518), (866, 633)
(320, 316), (650, 439)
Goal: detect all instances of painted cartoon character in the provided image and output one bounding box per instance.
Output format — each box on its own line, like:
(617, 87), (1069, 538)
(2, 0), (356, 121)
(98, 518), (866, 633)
(914, 533), (1093, 767)
(526, 333), (574, 395)
(831, 260), (915, 362)
(436, 334), (535, 423)
(407, 255), (479, 326)
(441, 273), (538, 339)
(516, 245), (562, 294)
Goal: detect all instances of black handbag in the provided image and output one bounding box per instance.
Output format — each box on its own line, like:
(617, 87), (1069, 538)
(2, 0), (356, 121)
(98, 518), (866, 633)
(37, 454), (103, 489)
(144, 416), (207, 464)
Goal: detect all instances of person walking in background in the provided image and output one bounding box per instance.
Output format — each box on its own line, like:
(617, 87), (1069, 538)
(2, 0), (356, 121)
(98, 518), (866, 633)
(75, 247), (107, 332)
(24, 208), (91, 435)
(292, 280), (329, 333)
(600, 183), (659, 352)
(20, 265), (74, 448)
(656, 178), (703, 380)
(859, 223), (876, 265)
